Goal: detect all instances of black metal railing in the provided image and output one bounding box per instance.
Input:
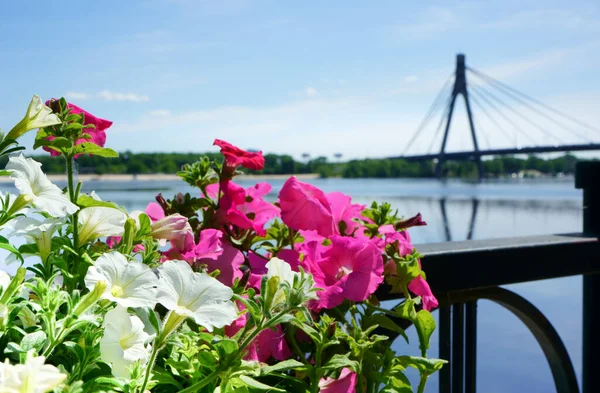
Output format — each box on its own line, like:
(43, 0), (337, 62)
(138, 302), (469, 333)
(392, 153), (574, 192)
(381, 161), (600, 393)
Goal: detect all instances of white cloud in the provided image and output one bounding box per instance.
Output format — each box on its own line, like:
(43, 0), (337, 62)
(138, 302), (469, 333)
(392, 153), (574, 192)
(304, 87), (318, 97)
(98, 90), (150, 102)
(65, 92), (90, 100)
(404, 75), (419, 83)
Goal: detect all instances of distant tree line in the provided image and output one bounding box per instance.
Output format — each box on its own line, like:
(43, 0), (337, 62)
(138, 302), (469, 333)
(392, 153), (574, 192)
(3, 151), (583, 179)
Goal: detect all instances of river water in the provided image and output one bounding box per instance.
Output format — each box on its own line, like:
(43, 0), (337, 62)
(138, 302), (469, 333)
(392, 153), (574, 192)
(2, 176), (584, 392)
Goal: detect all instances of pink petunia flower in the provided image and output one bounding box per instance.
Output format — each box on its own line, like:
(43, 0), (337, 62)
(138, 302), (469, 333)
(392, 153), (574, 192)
(145, 202), (165, 221)
(225, 306), (291, 362)
(197, 240), (244, 286)
(409, 275), (439, 311)
(189, 229), (224, 261)
(279, 177), (367, 239)
(43, 100), (112, 157)
(318, 368), (357, 393)
(225, 182), (280, 236)
(214, 139), (265, 171)
(304, 235), (384, 309)
(382, 229), (414, 276)
(278, 176), (336, 237)
(379, 228), (438, 310)
(326, 192), (365, 236)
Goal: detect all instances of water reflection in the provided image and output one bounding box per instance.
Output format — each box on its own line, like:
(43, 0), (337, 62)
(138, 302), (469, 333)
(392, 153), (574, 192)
(439, 198), (479, 241)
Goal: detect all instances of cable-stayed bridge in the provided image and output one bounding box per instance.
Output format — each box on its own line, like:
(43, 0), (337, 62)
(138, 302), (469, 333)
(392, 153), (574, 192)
(395, 54), (600, 179)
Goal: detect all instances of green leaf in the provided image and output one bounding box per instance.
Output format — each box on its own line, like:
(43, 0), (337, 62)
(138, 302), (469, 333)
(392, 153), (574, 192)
(363, 314), (409, 343)
(382, 374), (413, 393)
(72, 142), (118, 158)
(321, 354), (359, 372)
(64, 122), (85, 131)
(20, 331), (47, 353)
(238, 375), (285, 392)
(260, 359), (306, 375)
(397, 356), (447, 373)
(33, 136), (72, 150)
(0, 243), (23, 263)
(18, 243), (38, 255)
(414, 310), (436, 355)
(395, 299), (418, 321)
(0, 170), (12, 177)
(213, 337), (239, 360)
(137, 213), (152, 236)
(4, 342), (24, 354)
(76, 194), (126, 212)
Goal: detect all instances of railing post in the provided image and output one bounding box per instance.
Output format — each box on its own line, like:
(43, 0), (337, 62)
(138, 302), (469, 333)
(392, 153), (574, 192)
(575, 161), (600, 393)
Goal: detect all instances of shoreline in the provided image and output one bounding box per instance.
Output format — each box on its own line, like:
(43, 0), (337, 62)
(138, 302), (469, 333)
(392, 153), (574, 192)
(0, 172), (321, 183)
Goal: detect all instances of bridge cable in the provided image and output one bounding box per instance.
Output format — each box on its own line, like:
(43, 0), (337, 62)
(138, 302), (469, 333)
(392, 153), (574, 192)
(467, 67), (600, 136)
(470, 69), (592, 143)
(426, 95), (454, 154)
(469, 86), (539, 146)
(469, 91), (513, 148)
(467, 68), (594, 142)
(401, 73), (455, 156)
(470, 84), (565, 145)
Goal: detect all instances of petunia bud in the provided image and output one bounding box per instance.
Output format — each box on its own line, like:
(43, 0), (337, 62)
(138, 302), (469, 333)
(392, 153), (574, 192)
(262, 275), (281, 313)
(149, 213), (194, 251)
(0, 267), (26, 304)
(149, 214), (190, 239)
(6, 95), (61, 140)
(73, 280), (107, 317)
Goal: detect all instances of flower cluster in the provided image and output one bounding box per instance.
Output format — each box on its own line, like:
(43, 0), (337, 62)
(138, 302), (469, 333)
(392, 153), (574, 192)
(0, 96), (444, 393)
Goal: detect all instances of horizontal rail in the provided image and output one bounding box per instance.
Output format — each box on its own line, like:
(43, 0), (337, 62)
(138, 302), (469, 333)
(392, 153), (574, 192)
(378, 233), (600, 300)
(394, 143), (600, 161)
(423, 233), (600, 293)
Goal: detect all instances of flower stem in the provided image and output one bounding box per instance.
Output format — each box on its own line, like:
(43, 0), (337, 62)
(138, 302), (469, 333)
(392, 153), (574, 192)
(417, 373), (429, 393)
(139, 344), (160, 393)
(65, 156), (79, 249)
(310, 346), (323, 393)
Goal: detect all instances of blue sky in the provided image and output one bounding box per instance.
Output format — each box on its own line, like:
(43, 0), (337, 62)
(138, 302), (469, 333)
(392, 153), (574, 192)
(1, 0), (600, 159)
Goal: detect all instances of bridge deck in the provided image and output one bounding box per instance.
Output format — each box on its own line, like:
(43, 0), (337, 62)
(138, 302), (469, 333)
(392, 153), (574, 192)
(396, 143), (600, 161)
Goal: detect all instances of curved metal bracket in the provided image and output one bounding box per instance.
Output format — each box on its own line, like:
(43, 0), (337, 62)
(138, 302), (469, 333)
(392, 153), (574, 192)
(450, 287), (580, 393)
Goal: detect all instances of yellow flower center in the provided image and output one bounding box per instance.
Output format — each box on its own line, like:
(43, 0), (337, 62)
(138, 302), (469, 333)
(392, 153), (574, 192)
(111, 284), (124, 298)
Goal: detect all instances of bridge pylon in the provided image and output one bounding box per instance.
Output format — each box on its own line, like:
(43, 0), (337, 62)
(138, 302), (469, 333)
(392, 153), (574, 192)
(436, 54), (484, 179)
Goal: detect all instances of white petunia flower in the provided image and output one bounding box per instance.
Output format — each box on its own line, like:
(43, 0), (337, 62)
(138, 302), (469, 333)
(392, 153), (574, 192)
(84, 251), (159, 309)
(266, 257), (297, 284)
(6, 216), (63, 262)
(100, 305), (152, 379)
(6, 155), (78, 218)
(0, 352), (66, 393)
(265, 257), (299, 306)
(78, 207), (127, 244)
(0, 271), (10, 294)
(6, 95), (61, 140)
(157, 260), (237, 331)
